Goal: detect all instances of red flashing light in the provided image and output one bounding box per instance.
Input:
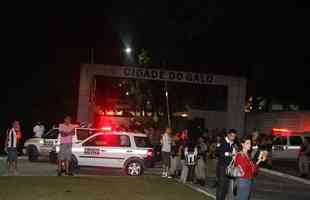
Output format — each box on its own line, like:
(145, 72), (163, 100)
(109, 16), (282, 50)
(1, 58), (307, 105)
(272, 128), (292, 136)
(147, 149), (153, 158)
(106, 111), (114, 116)
(101, 127), (112, 131)
(272, 128), (289, 133)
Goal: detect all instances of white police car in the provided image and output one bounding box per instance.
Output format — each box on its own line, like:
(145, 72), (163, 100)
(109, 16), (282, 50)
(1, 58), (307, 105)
(56, 131), (153, 176)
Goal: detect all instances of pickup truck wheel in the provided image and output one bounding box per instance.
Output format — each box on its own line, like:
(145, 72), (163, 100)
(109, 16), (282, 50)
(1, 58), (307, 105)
(126, 160), (143, 176)
(49, 151), (57, 163)
(27, 146), (39, 162)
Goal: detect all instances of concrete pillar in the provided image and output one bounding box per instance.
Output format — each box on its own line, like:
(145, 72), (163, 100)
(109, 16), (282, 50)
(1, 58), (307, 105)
(77, 65), (92, 123)
(227, 78), (246, 135)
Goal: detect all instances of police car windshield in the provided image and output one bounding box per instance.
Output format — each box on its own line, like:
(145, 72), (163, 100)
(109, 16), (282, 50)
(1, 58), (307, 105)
(134, 136), (151, 148)
(76, 128), (103, 141)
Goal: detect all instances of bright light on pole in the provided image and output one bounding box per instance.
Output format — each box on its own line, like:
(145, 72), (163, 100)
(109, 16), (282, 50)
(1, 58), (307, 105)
(125, 47), (132, 54)
(165, 81), (171, 128)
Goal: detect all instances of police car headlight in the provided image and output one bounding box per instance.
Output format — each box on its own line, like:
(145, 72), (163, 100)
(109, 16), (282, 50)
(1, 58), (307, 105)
(39, 140), (44, 144)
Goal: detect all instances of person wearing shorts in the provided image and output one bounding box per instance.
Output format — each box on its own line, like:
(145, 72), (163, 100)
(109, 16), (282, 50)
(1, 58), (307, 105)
(58, 143), (73, 161)
(161, 127), (172, 178)
(6, 121), (20, 175)
(58, 116), (78, 176)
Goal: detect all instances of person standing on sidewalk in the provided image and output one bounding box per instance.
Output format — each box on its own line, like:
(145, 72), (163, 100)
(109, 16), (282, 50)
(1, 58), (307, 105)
(216, 129), (237, 200)
(195, 136), (207, 186)
(5, 121), (21, 175)
(298, 138), (310, 178)
(161, 127), (172, 178)
(33, 121), (45, 138)
(57, 116), (78, 176)
(170, 135), (182, 177)
(180, 139), (198, 184)
(234, 136), (266, 200)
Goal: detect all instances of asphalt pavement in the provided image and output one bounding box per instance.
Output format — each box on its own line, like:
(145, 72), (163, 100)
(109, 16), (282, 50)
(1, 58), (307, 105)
(272, 159), (310, 180)
(190, 159), (310, 200)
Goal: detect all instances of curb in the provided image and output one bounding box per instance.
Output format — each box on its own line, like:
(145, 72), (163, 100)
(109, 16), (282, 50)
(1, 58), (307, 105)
(186, 184), (216, 199)
(260, 168), (310, 185)
(0, 156), (28, 160)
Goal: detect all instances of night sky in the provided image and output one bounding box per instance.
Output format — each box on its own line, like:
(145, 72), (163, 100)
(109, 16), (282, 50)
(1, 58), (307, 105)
(1, 1), (310, 135)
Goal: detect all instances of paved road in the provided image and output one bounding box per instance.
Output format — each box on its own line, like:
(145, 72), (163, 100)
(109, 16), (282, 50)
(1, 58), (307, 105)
(200, 160), (310, 200)
(0, 157), (159, 176)
(272, 159), (310, 180)
(1, 157), (309, 200)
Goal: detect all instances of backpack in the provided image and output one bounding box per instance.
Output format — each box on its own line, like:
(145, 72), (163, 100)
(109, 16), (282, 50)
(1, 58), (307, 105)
(185, 147), (198, 166)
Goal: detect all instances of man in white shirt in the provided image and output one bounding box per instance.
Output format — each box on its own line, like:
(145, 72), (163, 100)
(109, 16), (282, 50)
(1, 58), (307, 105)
(161, 127), (172, 178)
(33, 122), (45, 138)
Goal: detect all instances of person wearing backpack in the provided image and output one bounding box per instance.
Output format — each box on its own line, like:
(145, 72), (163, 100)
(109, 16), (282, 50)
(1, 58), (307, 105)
(180, 140), (198, 183)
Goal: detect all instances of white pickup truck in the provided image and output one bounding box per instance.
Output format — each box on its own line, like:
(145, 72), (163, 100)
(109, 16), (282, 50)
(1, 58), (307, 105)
(23, 128), (102, 162)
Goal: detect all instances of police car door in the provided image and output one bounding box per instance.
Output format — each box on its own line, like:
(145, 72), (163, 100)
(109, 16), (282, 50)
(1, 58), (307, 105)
(287, 136), (302, 159)
(80, 134), (106, 166)
(99, 134), (131, 168)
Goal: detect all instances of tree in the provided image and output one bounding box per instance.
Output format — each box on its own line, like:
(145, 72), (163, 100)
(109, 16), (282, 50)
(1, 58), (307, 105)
(137, 48), (151, 66)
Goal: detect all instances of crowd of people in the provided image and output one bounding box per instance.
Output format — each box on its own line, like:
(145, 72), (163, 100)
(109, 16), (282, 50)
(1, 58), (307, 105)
(3, 118), (310, 199)
(157, 127), (270, 200)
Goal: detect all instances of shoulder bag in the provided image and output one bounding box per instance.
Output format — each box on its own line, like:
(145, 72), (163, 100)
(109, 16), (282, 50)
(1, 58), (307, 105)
(225, 153), (245, 178)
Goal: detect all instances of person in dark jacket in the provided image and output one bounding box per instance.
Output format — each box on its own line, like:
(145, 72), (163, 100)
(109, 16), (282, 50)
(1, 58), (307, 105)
(216, 129), (237, 200)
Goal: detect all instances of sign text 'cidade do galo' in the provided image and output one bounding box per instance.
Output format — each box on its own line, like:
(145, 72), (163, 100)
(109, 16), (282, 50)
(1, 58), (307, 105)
(122, 67), (214, 85)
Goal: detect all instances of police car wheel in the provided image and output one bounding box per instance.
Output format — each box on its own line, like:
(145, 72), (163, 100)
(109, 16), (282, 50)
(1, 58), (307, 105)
(27, 146), (39, 162)
(126, 161), (143, 176)
(70, 156), (80, 175)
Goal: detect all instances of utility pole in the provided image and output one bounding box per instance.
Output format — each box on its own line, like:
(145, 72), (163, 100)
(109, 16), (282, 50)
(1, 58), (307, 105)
(162, 59), (171, 128)
(165, 80), (171, 128)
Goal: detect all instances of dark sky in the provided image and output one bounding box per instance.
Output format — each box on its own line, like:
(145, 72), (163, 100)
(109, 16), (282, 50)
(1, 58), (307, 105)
(1, 1), (310, 133)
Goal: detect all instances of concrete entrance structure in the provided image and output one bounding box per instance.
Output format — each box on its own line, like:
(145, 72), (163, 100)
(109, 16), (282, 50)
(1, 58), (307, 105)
(77, 64), (247, 134)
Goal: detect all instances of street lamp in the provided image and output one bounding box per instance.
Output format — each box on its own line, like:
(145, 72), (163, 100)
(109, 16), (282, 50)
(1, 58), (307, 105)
(124, 47), (132, 54)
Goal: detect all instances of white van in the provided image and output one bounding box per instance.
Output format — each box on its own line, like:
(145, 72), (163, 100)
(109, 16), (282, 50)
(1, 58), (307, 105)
(271, 130), (310, 160)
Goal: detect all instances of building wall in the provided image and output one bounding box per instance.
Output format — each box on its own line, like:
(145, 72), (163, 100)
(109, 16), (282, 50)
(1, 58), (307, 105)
(189, 109), (228, 130)
(77, 64), (247, 133)
(245, 111), (310, 134)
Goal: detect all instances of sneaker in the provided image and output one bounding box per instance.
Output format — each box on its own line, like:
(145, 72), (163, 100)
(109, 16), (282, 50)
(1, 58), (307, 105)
(161, 172), (167, 178)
